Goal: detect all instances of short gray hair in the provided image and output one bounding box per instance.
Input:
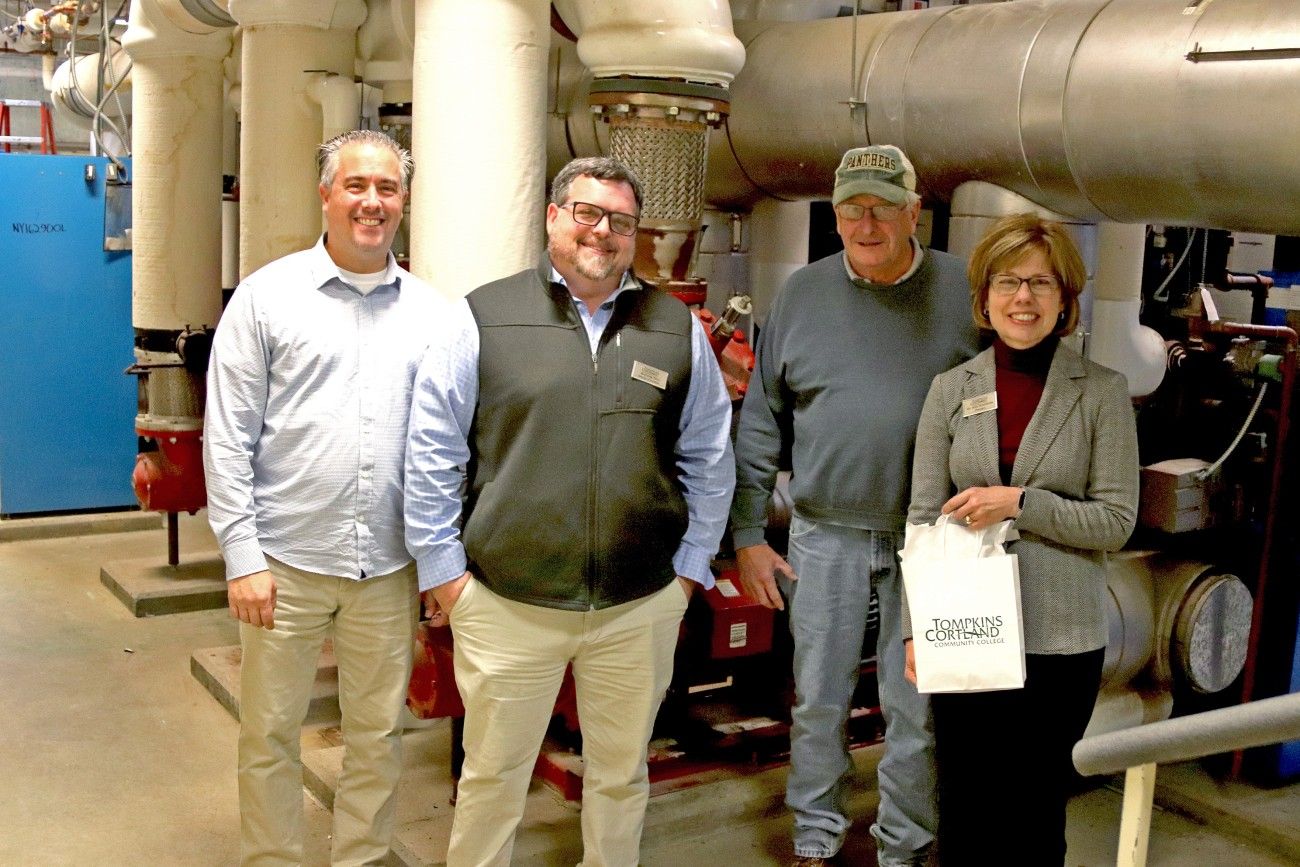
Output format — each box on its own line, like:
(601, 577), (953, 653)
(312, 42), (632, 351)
(318, 130), (414, 192)
(550, 156), (644, 213)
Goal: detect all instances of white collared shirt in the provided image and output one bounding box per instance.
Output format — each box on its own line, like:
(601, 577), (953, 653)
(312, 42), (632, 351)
(204, 236), (444, 580)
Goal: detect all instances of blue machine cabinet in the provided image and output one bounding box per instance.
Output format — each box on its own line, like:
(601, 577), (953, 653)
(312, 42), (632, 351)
(0, 155), (138, 515)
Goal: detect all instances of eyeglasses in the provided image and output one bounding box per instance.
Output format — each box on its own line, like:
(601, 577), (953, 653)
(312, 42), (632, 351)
(561, 202), (639, 237)
(989, 273), (1061, 296)
(834, 202), (905, 222)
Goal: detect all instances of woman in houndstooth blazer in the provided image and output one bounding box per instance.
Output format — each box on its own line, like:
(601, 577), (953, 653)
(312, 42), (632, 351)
(903, 214), (1140, 864)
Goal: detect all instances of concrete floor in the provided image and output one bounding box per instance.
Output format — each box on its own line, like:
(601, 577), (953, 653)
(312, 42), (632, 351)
(1, 513), (1297, 866)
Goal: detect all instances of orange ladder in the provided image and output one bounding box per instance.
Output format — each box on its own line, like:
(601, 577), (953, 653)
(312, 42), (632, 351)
(0, 99), (58, 154)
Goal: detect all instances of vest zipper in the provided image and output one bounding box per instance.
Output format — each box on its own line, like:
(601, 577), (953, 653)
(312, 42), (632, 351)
(615, 332), (624, 406)
(588, 339), (599, 605)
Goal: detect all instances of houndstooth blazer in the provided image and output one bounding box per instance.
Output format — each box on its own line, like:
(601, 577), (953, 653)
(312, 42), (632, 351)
(906, 342), (1139, 655)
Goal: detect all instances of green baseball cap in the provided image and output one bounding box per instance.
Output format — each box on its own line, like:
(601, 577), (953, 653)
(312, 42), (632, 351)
(832, 145), (917, 207)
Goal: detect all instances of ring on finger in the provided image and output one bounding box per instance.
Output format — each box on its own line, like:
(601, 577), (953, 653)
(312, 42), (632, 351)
(964, 514), (973, 525)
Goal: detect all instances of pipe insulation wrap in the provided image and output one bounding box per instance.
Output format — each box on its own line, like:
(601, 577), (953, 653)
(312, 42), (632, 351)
(235, 17), (358, 277)
(690, 0), (1300, 235)
(553, 0), (745, 85)
(227, 0), (365, 31)
(410, 0), (549, 297)
(123, 0), (232, 332)
(155, 0), (235, 33)
(1073, 692), (1300, 776)
(1089, 224), (1166, 396)
(129, 54), (226, 331)
(49, 48), (133, 125)
(309, 73), (362, 143)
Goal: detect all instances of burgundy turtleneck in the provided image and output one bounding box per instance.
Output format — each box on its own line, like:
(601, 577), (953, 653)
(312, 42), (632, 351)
(994, 335), (1058, 484)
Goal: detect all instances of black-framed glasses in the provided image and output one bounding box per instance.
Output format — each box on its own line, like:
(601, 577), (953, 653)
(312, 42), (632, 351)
(834, 202), (905, 222)
(561, 202), (639, 237)
(989, 273), (1061, 296)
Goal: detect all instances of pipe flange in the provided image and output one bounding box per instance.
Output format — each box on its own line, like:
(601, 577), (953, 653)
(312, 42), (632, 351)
(589, 78), (729, 127)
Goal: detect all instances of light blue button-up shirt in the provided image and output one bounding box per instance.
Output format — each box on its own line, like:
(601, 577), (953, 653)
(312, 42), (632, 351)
(404, 269), (735, 593)
(204, 237), (444, 581)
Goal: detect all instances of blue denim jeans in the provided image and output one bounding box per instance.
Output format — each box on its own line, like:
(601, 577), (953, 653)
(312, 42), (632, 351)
(782, 517), (937, 865)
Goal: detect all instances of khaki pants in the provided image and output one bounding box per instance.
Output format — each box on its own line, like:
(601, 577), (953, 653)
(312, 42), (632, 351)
(446, 578), (689, 867)
(238, 556), (418, 867)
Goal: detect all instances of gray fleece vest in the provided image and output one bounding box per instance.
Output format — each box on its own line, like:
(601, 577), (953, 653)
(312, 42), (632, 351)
(463, 257), (694, 610)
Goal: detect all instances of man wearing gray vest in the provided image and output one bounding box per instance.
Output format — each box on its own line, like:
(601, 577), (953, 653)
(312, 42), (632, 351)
(731, 145), (979, 866)
(404, 156), (734, 866)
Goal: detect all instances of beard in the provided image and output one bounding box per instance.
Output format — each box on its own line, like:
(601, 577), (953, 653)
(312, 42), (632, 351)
(549, 233), (630, 283)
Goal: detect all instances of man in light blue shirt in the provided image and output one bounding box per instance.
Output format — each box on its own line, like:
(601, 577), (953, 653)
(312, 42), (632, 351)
(204, 130), (443, 866)
(405, 156), (735, 866)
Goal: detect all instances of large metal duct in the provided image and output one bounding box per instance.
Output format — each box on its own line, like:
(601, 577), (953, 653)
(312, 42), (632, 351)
(555, 0), (1300, 235)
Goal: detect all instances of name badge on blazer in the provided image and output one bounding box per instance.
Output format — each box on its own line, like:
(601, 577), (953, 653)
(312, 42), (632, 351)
(631, 360), (669, 390)
(961, 391), (998, 418)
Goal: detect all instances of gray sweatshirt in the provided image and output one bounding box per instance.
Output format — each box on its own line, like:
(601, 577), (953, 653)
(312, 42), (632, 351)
(731, 248), (979, 546)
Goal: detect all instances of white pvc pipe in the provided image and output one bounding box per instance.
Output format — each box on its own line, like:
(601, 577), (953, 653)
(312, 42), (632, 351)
(227, 0), (366, 277)
(1089, 223), (1167, 397)
(122, 0), (232, 332)
(553, 0), (745, 85)
(410, 0), (550, 297)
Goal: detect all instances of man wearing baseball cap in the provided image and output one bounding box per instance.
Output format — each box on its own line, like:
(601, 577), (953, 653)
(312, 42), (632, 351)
(731, 145), (978, 866)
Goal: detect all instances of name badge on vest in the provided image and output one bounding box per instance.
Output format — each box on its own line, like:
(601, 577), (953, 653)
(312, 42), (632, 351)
(631, 360), (669, 390)
(961, 391), (998, 418)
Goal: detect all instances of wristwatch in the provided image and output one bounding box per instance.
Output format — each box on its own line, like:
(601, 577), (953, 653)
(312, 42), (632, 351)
(1016, 488), (1026, 514)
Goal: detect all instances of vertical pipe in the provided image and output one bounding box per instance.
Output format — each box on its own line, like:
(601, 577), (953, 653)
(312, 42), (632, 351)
(122, 0), (230, 333)
(1090, 223), (1167, 396)
(410, 0), (550, 297)
(228, 0), (366, 278)
(746, 198), (808, 327)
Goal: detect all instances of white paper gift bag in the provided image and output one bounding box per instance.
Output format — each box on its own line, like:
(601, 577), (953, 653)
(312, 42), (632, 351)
(900, 514), (1026, 693)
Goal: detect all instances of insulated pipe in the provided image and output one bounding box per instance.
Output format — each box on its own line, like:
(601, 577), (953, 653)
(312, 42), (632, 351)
(49, 47), (133, 130)
(122, 0), (231, 333)
(552, 0), (745, 86)
(227, 0), (365, 278)
(1074, 691), (1300, 777)
(1090, 223), (1167, 396)
(410, 0), (550, 297)
(746, 198), (807, 327)
(357, 0), (415, 104)
(309, 72), (361, 143)
(667, 0), (1300, 235)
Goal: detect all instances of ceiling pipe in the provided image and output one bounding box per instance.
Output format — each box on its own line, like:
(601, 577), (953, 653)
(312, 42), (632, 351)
(48, 46), (133, 137)
(550, 0), (1300, 237)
